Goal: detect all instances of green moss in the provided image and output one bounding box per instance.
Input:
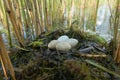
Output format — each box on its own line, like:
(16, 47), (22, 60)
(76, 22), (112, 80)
(95, 36), (106, 44)
(28, 41), (43, 47)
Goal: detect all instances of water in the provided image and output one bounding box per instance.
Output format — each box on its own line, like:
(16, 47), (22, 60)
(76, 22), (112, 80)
(84, 5), (113, 42)
(63, 4), (113, 42)
(0, 25), (8, 47)
(96, 5), (113, 42)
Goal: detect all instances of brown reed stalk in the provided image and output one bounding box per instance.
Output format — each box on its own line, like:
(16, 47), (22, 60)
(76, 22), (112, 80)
(38, 0), (45, 32)
(114, 33), (120, 63)
(0, 54), (8, 79)
(28, 0), (36, 38)
(19, 0), (26, 38)
(0, 34), (16, 80)
(35, 0), (42, 34)
(43, 0), (50, 31)
(14, 0), (24, 39)
(69, 0), (74, 28)
(3, 0), (24, 46)
(61, 0), (66, 18)
(24, 0), (33, 39)
(20, 0), (34, 39)
(0, 0), (12, 48)
(0, 0), (6, 26)
(113, 0), (120, 47)
(32, 0), (41, 36)
(113, 0), (120, 63)
(47, 0), (52, 31)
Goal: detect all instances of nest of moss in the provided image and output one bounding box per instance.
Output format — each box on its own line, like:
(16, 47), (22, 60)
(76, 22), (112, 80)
(3, 29), (120, 80)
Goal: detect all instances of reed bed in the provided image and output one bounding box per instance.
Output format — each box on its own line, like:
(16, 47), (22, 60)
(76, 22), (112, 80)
(0, 0), (117, 46)
(0, 0), (120, 79)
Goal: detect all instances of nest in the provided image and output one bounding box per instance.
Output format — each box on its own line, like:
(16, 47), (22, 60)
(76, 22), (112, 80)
(5, 29), (120, 80)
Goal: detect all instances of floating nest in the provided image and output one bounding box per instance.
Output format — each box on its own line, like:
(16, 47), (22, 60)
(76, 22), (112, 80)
(3, 29), (120, 80)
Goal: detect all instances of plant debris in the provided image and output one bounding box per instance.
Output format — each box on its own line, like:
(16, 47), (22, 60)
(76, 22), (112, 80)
(1, 29), (120, 80)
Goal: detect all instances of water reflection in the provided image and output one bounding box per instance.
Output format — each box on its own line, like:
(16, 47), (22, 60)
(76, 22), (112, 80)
(96, 5), (113, 42)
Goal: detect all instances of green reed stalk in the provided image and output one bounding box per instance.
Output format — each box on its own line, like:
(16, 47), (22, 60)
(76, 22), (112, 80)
(24, 0), (33, 39)
(38, 0), (45, 32)
(0, 0), (12, 47)
(93, 0), (99, 31)
(32, 0), (41, 37)
(6, 13), (12, 48)
(80, 0), (86, 31)
(43, 0), (50, 31)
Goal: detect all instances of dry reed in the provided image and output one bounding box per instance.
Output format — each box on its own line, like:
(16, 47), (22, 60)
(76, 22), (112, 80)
(0, 34), (16, 80)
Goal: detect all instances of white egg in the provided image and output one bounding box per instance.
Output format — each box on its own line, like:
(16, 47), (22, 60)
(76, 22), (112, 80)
(58, 35), (69, 41)
(56, 42), (71, 51)
(48, 40), (59, 49)
(67, 38), (78, 47)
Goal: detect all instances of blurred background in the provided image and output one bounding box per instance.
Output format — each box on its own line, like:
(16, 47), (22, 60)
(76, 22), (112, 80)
(0, 0), (119, 48)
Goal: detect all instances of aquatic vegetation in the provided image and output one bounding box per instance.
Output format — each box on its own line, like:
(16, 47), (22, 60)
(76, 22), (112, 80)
(0, 0), (120, 80)
(28, 41), (43, 48)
